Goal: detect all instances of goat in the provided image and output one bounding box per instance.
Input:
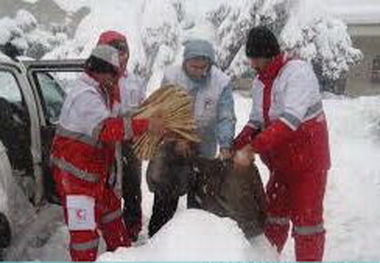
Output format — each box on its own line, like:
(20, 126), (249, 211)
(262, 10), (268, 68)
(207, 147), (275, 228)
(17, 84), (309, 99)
(146, 140), (267, 239)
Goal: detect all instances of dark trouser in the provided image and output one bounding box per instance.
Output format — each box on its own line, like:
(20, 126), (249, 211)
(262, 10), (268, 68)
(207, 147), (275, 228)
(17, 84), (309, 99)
(148, 193), (179, 237)
(121, 142), (142, 241)
(148, 189), (200, 237)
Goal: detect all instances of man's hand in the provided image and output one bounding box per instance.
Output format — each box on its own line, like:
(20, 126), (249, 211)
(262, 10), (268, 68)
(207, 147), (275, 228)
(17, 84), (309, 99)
(233, 144), (255, 169)
(218, 148), (233, 160)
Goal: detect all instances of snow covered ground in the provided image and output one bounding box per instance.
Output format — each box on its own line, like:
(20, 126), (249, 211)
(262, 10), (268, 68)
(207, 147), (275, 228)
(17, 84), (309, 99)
(2, 0), (380, 261)
(4, 93), (380, 261)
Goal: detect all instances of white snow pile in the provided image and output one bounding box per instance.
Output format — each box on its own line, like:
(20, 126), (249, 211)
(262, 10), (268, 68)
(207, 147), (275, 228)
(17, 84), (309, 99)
(98, 209), (276, 261)
(322, 96), (380, 261)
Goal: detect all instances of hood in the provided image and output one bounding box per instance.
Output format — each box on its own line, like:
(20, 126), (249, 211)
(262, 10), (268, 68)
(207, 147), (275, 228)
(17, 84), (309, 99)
(183, 39), (215, 64)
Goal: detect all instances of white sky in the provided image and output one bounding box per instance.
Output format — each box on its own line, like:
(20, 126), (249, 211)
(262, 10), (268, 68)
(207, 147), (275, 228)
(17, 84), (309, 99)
(321, 0), (380, 24)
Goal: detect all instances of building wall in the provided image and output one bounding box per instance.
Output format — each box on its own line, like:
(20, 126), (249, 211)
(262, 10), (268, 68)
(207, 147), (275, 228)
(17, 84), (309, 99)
(345, 24), (380, 96)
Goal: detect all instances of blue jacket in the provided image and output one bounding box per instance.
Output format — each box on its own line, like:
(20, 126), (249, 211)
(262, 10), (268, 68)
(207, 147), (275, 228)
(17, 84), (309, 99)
(162, 65), (236, 157)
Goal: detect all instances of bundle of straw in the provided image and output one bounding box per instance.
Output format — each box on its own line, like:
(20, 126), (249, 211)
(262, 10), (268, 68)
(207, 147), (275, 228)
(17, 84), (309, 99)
(132, 84), (200, 159)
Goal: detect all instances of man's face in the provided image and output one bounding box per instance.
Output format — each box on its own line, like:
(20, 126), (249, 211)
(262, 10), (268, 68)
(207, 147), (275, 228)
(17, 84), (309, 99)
(249, 57), (271, 72)
(184, 58), (210, 79)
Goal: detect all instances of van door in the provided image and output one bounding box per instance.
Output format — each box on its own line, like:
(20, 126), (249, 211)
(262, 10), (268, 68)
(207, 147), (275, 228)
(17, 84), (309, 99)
(23, 59), (84, 203)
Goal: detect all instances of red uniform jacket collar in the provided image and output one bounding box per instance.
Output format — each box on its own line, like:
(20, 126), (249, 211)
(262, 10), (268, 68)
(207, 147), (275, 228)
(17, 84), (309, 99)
(257, 53), (290, 127)
(258, 53), (289, 86)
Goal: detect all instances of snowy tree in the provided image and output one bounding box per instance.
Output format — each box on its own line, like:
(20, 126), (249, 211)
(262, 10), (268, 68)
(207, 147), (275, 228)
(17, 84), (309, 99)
(280, 0), (362, 85)
(137, 0), (362, 92)
(204, 0), (362, 89)
(0, 9), (68, 59)
(137, 0), (182, 80)
(44, 0), (361, 93)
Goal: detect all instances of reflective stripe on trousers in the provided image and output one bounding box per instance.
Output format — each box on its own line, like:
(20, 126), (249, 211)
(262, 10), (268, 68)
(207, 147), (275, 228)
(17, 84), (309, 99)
(70, 238), (99, 251)
(101, 209), (123, 225)
(267, 216), (324, 236)
(293, 223), (325, 235)
(266, 216), (290, 225)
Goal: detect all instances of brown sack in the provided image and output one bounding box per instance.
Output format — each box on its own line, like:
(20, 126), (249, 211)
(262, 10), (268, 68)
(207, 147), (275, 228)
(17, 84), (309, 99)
(193, 159), (267, 239)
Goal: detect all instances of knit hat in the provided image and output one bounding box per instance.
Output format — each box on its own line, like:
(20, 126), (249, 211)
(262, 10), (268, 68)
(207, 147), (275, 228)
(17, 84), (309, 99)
(183, 39), (215, 63)
(246, 26), (281, 58)
(90, 44), (120, 69)
(97, 30), (129, 53)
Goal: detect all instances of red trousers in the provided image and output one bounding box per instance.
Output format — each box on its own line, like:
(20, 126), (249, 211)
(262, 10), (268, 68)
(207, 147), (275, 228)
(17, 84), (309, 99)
(264, 169), (327, 261)
(53, 168), (131, 261)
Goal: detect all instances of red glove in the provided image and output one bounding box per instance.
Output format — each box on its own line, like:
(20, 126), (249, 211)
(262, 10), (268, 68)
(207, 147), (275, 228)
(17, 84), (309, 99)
(233, 124), (259, 151)
(251, 120), (293, 154)
(99, 117), (125, 142)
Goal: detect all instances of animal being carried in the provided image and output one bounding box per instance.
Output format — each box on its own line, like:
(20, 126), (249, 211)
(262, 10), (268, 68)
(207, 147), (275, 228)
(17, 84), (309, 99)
(131, 83), (266, 239)
(146, 139), (267, 239)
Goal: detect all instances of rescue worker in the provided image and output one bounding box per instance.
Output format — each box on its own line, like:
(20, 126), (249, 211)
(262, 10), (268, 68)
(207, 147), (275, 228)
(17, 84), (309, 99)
(148, 38), (236, 237)
(97, 30), (145, 242)
(233, 26), (331, 261)
(50, 44), (165, 261)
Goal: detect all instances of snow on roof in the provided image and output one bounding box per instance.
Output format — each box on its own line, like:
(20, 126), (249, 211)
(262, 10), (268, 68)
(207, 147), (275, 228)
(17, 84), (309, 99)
(322, 0), (380, 24)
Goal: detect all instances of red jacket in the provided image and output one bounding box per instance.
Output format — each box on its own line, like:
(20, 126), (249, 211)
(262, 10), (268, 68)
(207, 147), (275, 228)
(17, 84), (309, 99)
(235, 54), (330, 172)
(50, 74), (148, 195)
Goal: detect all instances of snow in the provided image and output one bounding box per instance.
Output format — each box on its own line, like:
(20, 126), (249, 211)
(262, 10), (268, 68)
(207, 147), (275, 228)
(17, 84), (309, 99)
(1, 0), (380, 261)
(98, 210), (276, 261)
(3, 93), (380, 261)
(15, 9), (37, 32)
(52, 0), (89, 13)
(0, 72), (22, 102)
(0, 18), (21, 46)
(0, 9), (68, 59)
(21, 0), (39, 3)
(280, 0), (362, 80)
(322, 96), (380, 261)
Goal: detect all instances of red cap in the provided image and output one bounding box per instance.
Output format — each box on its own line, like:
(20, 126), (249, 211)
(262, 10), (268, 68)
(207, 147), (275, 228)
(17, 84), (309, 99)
(97, 31), (129, 53)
